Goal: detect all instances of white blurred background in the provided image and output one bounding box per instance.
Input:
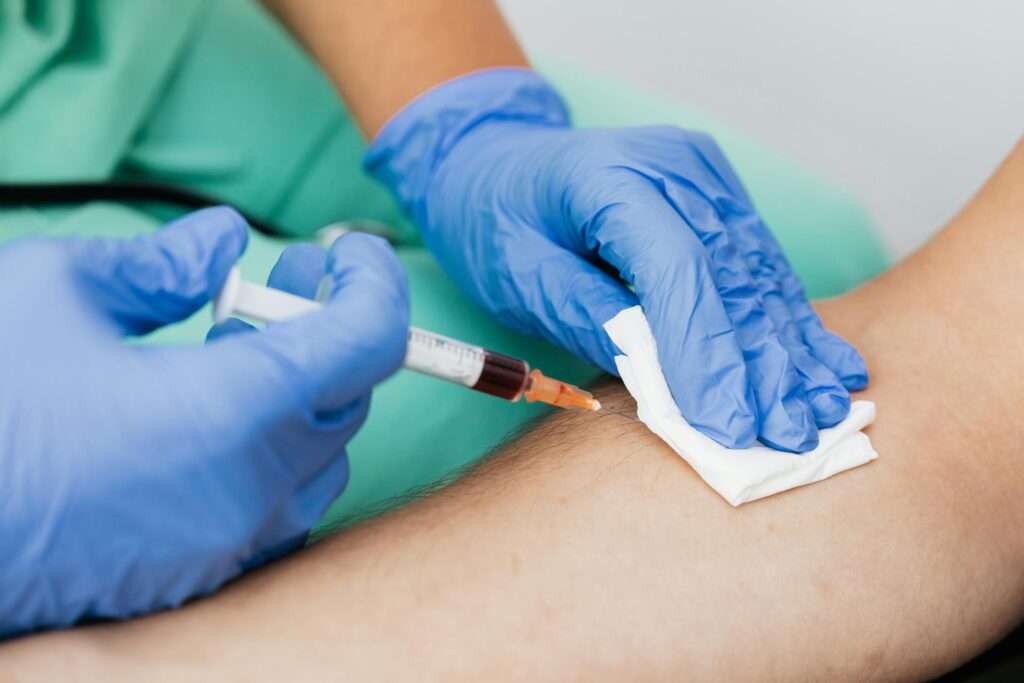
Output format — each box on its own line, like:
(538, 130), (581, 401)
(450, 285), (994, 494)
(499, 0), (1024, 259)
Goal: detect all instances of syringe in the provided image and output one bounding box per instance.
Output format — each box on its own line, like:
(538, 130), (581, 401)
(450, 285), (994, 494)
(213, 267), (601, 412)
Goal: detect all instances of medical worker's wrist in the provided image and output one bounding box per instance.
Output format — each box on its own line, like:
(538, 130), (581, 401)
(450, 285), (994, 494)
(363, 67), (571, 225)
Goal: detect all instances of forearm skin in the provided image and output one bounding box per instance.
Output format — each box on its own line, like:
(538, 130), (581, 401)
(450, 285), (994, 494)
(261, 0), (529, 138)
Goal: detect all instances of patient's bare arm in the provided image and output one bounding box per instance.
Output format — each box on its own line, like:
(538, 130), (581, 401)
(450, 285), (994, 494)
(5, 139), (1024, 680)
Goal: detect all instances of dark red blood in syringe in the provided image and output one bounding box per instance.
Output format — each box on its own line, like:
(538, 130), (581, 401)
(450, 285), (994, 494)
(473, 351), (529, 400)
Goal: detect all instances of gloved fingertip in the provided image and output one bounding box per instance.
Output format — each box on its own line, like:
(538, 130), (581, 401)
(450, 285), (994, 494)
(843, 373), (869, 392)
(830, 344), (869, 391)
(206, 318), (255, 343)
(702, 421), (759, 450)
(677, 383), (759, 450)
(801, 325), (870, 393)
(165, 205), (249, 262)
(839, 355), (869, 391)
(660, 331), (759, 450)
(203, 208), (249, 293)
(210, 205), (250, 249)
(324, 232), (409, 306)
(759, 418), (819, 454)
(244, 233), (409, 400)
(326, 232), (398, 272)
(807, 388), (851, 429)
(750, 364), (822, 453)
(267, 243), (327, 299)
(145, 206), (250, 304)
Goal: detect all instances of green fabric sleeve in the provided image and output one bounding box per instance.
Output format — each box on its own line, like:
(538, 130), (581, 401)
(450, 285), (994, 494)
(0, 0), (205, 179)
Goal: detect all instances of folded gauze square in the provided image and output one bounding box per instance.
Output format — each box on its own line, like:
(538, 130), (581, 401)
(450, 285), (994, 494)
(604, 306), (878, 506)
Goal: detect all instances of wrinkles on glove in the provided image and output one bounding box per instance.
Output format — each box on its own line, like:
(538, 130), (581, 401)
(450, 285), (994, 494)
(364, 67), (869, 453)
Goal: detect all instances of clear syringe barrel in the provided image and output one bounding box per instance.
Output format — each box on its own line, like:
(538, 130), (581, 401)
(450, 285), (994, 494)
(215, 267), (532, 401)
(405, 328), (530, 400)
(214, 268), (598, 410)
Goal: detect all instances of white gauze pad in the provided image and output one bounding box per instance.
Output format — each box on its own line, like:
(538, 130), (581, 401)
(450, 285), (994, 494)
(604, 306), (877, 506)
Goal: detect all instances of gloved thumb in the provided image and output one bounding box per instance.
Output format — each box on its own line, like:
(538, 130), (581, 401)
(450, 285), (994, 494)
(201, 233), (410, 418)
(71, 206), (248, 335)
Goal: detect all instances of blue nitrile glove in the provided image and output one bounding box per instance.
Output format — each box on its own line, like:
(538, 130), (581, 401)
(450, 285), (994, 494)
(366, 68), (866, 452)
(0, 208), (408, 637)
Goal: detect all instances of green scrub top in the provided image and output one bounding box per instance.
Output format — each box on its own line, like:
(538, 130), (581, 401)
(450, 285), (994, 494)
(0, 0), (888, 534)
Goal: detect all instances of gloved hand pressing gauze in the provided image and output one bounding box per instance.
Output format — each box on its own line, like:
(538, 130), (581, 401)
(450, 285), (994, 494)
(604, 306), (877, 506)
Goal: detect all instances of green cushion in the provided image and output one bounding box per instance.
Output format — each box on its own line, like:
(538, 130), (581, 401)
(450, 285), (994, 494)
(0, 0), (888, 534)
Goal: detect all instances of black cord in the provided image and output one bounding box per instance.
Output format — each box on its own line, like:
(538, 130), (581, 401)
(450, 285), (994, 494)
(0, 181), (287, 237)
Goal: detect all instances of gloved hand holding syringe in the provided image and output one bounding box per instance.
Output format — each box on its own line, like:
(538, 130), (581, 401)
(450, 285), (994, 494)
(214, 266), (602, 412)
